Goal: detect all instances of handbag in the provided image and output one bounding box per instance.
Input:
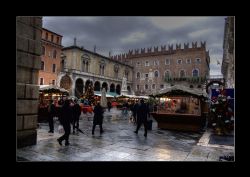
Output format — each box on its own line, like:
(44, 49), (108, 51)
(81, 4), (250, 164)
(58, 125), (64, 134)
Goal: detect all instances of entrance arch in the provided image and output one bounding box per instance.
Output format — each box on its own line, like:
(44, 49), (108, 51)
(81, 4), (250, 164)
(94, 81), (101, 91)
(110, 83), (115, 92)
(127, 86), (131, 93)
(75, 78), (84, 98)
(102, 82), (108, 92)
(85, 80), (93, 92)
(206, 80), (224, 93)
(116, 84), (121, 95)
(60, 75), (72, 91)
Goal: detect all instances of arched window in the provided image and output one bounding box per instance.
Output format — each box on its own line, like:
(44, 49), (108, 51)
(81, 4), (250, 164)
(136, 72), (140, 78)
(180, 70), (185, 78)
(165, 70), (171, 78)
(145, 84), (148, 90)
(53, 50), (57, 59)
(154, 70), (159, 78)
(192, 69), (199, 77)
(41, 61), (45, 70)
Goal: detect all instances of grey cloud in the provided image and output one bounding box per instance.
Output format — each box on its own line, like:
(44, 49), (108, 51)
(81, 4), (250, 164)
(43, 16), (226, 75)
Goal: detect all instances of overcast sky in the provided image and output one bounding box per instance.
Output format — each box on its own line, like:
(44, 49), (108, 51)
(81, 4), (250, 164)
(43, 16), (226, 75)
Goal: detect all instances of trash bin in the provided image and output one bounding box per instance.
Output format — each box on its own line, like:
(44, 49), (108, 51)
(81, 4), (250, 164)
(147, 120), (153, 130)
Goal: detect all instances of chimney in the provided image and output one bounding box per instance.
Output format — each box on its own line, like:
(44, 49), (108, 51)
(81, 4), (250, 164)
(74, 37), (76, 46)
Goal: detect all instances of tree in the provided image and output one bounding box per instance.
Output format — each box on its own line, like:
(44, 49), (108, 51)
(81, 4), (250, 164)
(84, 83), (95, 105)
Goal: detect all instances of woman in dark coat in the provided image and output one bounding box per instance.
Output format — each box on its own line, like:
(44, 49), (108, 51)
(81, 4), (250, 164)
(92, 102), (104, 135)
(57, 99), (72, 146)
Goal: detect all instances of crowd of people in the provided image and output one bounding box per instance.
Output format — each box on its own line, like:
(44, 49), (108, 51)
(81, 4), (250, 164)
(46, 98), (151, 146)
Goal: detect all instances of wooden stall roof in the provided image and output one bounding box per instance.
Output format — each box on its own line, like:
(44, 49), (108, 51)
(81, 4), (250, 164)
(151, 85), (208, 98)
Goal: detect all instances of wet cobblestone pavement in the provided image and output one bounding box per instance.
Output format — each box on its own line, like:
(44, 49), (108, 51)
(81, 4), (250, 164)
(17, 109), (234, 161)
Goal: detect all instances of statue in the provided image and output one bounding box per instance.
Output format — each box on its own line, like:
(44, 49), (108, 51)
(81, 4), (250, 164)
(121, 77), (127, 91)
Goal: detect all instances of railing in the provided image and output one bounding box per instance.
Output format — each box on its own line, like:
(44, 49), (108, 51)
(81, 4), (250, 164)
(163, 76), (207, 83)
(208, 75), (224, 79)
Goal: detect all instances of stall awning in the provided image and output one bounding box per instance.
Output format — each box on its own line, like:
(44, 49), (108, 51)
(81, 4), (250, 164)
(94, 91), (114, 98)
(39, 85), (69, 94)
(152, 85), (208, 98)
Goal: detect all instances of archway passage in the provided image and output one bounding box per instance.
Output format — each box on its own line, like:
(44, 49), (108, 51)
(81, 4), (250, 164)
(60, 75), (72, 91)
(110, 83), (115, 92)
(85, 80), (92, 92)
(102, 82), (108, 92)
(94, 81), (101, 91)
(75, 78), (84, 98)
(116, 84), (121, 95)
(206, 80), (224, 93)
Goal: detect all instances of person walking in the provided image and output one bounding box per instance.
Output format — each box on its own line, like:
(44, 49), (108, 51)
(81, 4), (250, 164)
(72, 100), (81, 134)
(134, 99), (149, 137)
(92, 102), (104, 135)
(132, 100), (139, 125)
(107, 101), (112, 112)
(57, 99), (72, 146)
(48, 100), (56, 133)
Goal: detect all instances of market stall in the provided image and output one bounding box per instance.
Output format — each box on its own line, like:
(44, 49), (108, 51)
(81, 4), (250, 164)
(150, 85), (208, 132)
(38, 85), (69, 122)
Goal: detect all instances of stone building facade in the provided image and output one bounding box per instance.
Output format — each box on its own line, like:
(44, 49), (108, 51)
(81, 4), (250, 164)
(38, 28), (63, 85)
(221, 16), (234, 88)
(111, 42), (210, 95)
(16, 17), (42, 148)
(58, 43), (133, 98)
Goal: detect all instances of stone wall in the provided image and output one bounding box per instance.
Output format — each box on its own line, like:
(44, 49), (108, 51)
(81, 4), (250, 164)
(16, 17), (42, 148)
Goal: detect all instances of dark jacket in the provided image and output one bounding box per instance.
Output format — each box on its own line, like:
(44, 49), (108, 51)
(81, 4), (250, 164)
(72, 103), (81, 119)
(59, 101), (72, 125)
(93, 104), (104, 125)
(137, 102), (149, 123)
(48, 103), (57, 117)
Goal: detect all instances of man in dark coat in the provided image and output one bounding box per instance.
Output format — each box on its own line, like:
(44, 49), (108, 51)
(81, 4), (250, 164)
(132, 100), (139, 125)
(72, 100), (81, 134)
(57, 99), (72, 146)
(92, 102), (104, 135)
(134, 99), (149, 137)
(48, 100), (56, 133)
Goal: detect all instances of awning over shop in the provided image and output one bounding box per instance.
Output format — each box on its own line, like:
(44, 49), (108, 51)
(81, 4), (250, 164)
(39, 85), (69, 94)
(152, 85), (208, 98)
(94, 91), (115, 98)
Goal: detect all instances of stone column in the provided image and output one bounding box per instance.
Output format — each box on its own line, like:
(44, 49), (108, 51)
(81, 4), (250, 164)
(16, 17), (42, 148)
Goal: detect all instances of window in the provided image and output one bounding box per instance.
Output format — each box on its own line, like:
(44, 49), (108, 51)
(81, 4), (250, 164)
(195, 58), (201, 63)
(180, 70), (185, 78)
(152, 84), (156, 89)
(186, 59), (191, 64)
(145, 84), (148, 90)
(145, 73), (149, 78)
(99, 65), (105, 75)
(177, 59), (182, 64)
(57, 36), (59, 44)
(48, 51), (51, 58)
(40, 78), (44, 85)
(136, 85), (139, 90)
(160, 84), (164, 89)
(42, 46), (45, 55)
(52, 64), (56, 73)
(51, 35), (54, 42)
(145, 61), (149, 67)
(165, 58), (170, 65)
(165, 70), (170, 78)
(53, 50), (57, 59)
(45, 33), (48, 40)
(154, 60), (159, 66)
(192, 69), (199, 77)
(52, 80), (55, 85)
(154, 70), (159, 78)
(41, 61), (45, 70)
(136, 72), (140, 78)
(136, 62), (140, 67)
(86, 61), (89, 72)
